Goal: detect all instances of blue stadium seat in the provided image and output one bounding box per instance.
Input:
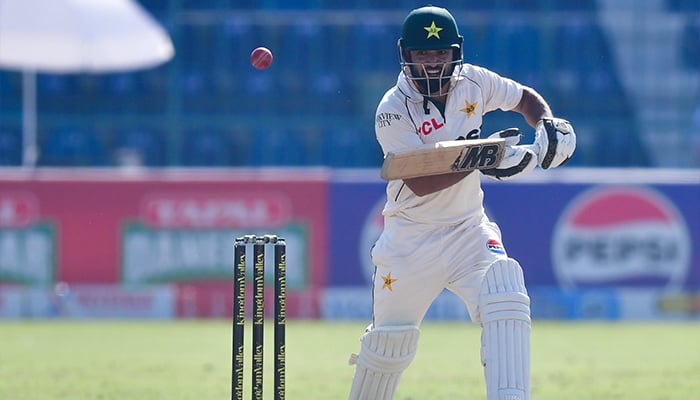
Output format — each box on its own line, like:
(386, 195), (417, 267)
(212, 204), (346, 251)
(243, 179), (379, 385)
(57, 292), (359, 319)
(177, 24), (217, 96)
(591, 128), (651, 167)
(666, 0), (700, 12)
(38, 74), (77, 95)
(182, 0), (222, 10)
(274, 20), (322, 76)
(549, 0), (597, 10)
(229, 129), (252, 166)
(440, 0), (494, 9)
(0, 71), (20, 96)
(0, 127), (22, 166)
(482, 20), (542, 80)
(504, 22), (543, 85)
(136, 0), (168, 13)
(40, 127), (107, 166)
(219, 20), (278, 110)
(113, 128), (166, 167)
(322, 127), (383, 167)
(553, 19), (611, 74)
(553, 19), (631, 115)
(0, 71), (21, 112)
(267, 21), (324, 112)
(353, 21), (400, 72)
(101, 72), (146, 96)
(220, 18), (255, 76)
(318, 0), (354, 9)
(228, 0), (256, 9)
(270, 0), (316, 9)
(249, 128), (306, 166)
(503, 0), (541, 10)
(182, 129), (234, 166)
(680, 18), (700, 71)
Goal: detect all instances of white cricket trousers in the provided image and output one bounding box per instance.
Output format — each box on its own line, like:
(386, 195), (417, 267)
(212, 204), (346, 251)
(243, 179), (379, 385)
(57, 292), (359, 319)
(370, 214), (509, 326)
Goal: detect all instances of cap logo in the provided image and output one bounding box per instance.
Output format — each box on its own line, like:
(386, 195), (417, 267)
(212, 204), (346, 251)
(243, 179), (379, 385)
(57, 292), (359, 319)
(424, 21), (443, 39)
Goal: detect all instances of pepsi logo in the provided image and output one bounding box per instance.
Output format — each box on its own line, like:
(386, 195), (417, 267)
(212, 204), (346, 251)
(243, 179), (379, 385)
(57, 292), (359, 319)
(487, 239), (506, 255)
(552, 186), (690, 288)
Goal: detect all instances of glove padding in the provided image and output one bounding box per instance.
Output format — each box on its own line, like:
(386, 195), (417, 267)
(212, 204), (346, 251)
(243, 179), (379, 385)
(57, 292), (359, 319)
(481, 128), (537, 181)
(534, 118), (576, 169)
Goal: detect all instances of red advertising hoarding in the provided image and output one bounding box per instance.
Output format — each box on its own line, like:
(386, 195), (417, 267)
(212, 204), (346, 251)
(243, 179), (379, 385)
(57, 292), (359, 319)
(0, 168), (328, 318)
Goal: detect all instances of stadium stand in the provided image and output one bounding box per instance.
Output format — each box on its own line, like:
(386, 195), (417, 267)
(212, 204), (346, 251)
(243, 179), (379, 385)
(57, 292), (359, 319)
(0, 127), (22, 166)
(181, 129), (234, 166)
(40, 127), (107, 166)
(113, 128), (167, 167)
(0, 1), (689, 167)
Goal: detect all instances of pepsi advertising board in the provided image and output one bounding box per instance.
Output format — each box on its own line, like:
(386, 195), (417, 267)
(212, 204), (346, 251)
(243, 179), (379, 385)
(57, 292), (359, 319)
(327, 169), (700, 320)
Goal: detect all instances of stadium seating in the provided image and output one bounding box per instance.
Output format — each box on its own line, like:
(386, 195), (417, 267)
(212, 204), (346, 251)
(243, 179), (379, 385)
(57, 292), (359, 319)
(40, 127), (107, 166)
(0, 2), (668, 167)
(680, 17), (700, 71)
(0, 127), (22, 166)
(113, 128), (166, 167)
(248, 128), (307, 166)
(322, 127), (383, 168)
(0, 71), (21, 112)
(665, 0), (700, 12)
(182, 129), (235, 166)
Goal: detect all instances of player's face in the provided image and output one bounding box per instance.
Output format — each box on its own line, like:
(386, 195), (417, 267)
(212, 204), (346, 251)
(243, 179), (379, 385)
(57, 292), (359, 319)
(406, 49), (455, 96)
(409, 49), (453, 71)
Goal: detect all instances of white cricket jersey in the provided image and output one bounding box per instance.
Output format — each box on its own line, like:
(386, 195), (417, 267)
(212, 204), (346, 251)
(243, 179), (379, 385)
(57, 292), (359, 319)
(375, 64), (524, 225)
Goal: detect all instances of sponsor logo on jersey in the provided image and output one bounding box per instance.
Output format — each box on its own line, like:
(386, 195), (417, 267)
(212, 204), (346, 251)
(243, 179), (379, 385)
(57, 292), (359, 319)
(552, 186), (690, 288)
(419, 118), (444, 135)
(376, 113), (402, 128)
(487, 239), (506, 255)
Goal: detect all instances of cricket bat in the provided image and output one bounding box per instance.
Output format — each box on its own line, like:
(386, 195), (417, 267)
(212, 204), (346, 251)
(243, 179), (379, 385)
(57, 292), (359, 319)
(380, 138), (505, 181)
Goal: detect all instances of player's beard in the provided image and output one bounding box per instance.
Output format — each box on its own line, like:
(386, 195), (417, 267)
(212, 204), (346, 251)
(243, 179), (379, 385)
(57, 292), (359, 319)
(409, 64), (454, 96)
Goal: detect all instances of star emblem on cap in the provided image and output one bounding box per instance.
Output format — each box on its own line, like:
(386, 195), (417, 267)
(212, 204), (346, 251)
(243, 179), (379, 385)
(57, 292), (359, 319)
(460, 100), (478, 117)
(424, 21), (443, 39)
(381, 272), (398, 291)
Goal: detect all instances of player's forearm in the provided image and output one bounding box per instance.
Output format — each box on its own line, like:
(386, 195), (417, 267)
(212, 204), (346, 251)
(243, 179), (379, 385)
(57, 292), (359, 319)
(514, 86), (553, 128)
(403, 170), (472, 196)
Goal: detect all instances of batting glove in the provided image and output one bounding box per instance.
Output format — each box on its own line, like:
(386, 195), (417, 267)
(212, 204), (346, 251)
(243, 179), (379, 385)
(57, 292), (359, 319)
(534, 118), (576, 169)
(482, 128), (537, 181)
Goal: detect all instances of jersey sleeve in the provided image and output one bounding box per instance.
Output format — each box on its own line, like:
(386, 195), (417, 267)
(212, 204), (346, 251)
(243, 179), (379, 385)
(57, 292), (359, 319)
(374, 91), (422, 156)
(468, 65), (524, 114)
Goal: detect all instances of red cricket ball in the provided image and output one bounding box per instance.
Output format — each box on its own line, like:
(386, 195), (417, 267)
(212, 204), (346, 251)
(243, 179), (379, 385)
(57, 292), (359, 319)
(250, 47), (273, 70)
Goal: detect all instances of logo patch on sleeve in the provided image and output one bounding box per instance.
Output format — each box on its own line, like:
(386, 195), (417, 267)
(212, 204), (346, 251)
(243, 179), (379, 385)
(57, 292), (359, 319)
(487, 239), (506, 255)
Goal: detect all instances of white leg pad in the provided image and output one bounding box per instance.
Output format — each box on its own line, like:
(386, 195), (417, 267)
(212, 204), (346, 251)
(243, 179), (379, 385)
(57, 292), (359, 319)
(348, 325), (420, 400)
(479, 258), (531, 400)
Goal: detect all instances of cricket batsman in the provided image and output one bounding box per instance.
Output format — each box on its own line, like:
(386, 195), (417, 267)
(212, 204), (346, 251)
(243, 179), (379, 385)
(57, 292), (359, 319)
(348, 5), (576, 399)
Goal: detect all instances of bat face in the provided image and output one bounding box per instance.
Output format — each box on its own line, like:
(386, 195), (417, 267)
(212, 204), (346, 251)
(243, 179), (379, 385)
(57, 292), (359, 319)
(380, 138), (505, 180)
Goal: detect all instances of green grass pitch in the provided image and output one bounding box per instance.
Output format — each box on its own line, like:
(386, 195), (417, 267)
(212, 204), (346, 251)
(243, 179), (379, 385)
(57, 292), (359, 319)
(0, 320), (698, 399)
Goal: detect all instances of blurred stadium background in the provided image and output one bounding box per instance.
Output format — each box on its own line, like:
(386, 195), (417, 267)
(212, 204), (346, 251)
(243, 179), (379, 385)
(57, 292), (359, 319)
(0, 1), (698, 323)
(0, 0), (699, 168)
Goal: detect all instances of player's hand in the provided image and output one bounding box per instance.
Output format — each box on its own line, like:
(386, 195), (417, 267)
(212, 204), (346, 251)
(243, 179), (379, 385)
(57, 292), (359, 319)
(533, 118), (576, 169)
(482, 128), (537, 181)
